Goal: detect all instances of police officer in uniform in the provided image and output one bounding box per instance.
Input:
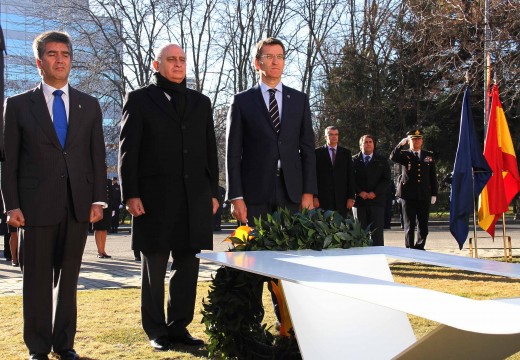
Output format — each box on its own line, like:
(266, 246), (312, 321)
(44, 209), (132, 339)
(390, 130), (438, 249)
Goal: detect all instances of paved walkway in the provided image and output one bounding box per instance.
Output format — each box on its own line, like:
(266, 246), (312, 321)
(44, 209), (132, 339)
(1, 220), (520, 296)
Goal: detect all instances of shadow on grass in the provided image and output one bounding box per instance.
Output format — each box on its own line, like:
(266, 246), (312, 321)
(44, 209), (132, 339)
(390, 262), (520, 283)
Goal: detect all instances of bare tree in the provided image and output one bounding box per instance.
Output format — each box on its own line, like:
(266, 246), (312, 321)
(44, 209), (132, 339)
(62, 0), (177, 105)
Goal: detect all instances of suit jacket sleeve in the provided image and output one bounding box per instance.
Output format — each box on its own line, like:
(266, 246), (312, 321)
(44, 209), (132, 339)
(205, 96), (219, 198)
(299, 94), (317, 195)
(345, 150), (355, 199)
(225, 94), (243, 199)
(1, 96), (21, 210)
(118, 91), (143, 201)
(390, 144), (407, 165)
(0, 99), (5, 162)
(91, 97), (107, 204)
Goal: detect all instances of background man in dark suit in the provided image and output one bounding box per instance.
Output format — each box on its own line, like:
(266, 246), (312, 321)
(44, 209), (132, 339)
(352, 134), (391, 246)
(314, 126), (355, 217)
(390, 129), (438, 250)
(226, 37), (317, 225)
(119, 43), (219, 351)
(1, 31), (106, 360)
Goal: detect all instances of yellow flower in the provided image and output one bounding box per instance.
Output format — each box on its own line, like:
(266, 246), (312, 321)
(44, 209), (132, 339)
(225, 225), (254, 243)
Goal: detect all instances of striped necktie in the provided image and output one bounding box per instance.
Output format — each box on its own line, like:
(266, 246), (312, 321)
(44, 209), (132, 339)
(268, 89), (280, 133)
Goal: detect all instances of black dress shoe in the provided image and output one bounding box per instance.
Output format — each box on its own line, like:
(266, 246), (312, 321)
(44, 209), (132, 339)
(56, 349), (80, 360)
(170, 332), (204, 346)
(29, 354), (49, 360)
(150, 337), (171, 351)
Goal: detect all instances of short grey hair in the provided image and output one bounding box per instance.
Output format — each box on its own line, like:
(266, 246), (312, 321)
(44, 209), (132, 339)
(324, 126), (338, 136)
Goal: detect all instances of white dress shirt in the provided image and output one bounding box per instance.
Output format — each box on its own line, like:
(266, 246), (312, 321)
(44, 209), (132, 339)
(41, 81), (70, 123)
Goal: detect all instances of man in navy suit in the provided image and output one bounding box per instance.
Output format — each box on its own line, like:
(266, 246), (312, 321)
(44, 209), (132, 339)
(1, 31), (106, 360)
(226, 37), (317, 225)
(314, 126), (355, 218)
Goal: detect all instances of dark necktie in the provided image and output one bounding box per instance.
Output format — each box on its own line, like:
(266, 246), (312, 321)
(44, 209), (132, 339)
(330, 147), (336, 165)
(415, 152), (419, 160)
(365, 155), (371, 166)
(53, 90), (68, 148)
(268, 89), (280, 133)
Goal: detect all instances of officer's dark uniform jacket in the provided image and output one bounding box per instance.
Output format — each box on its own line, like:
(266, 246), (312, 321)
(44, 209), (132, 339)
(390, 146), (438, 201)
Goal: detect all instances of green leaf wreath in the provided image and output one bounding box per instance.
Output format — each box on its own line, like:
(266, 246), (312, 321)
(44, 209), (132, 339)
(202, 208), (372, 359)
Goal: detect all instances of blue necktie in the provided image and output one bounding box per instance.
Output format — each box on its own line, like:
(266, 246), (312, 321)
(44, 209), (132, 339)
(365, 156), (371, 166)
(53, 89), (68, 148)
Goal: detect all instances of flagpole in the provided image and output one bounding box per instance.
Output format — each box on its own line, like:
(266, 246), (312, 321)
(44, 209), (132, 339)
(502, 214), (508, 261)
(483, 0), (491, 134)
(472, 169), (479, 258)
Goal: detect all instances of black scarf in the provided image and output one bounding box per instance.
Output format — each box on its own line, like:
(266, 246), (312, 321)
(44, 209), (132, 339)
(151, 72), (187, 116)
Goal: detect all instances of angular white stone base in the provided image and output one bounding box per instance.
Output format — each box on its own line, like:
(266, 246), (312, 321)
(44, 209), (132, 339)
(199, 247), (520, 359)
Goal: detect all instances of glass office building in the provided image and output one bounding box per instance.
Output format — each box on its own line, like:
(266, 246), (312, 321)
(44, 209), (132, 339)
(1, 0), (122, 173)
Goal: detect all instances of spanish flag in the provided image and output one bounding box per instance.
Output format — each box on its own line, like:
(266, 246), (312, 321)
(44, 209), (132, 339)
(478, 85), (520, 237)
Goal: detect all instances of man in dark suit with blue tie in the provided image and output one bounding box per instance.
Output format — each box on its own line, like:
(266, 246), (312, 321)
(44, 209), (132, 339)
(352, 134), (391, 246)
(226, 37), (317, 224)
(314, 126), (355, 218)
(1, 31), (106, 360)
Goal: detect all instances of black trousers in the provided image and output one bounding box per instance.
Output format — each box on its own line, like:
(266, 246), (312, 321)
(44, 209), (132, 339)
(352, 205), (385, 246)
(246, 171), (299, 225)
(20, 197), (88, 354)
(140, 249), (200, 340)
(401, 198), (430, 250)
(244, 172), (298, 321)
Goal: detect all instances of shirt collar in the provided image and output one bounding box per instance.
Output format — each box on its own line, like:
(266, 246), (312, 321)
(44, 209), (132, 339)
(41, 81), (69, 98)
(259, 80), (283, 94)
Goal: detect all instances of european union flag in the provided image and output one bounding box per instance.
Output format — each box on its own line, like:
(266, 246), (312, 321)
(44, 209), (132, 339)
(450, 87), (491, 249)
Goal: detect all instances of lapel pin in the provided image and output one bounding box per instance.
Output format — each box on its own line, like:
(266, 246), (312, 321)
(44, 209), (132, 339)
(286, 95), (290, 99)
(79, 104), (82, 109)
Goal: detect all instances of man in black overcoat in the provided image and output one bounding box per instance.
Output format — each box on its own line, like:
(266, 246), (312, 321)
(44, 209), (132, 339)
(118, 44), (219, 351)
(314, 126), (355, 217)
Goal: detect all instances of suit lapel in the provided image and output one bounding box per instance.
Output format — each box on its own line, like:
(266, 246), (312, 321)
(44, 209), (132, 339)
(251, 85), (275, 133)
(184, 89), (198, 123)
(321, 145), (333, 167)
(147, 85), (179, 123)
(66, 86), (82, 149)
(30, 84), (62, 150)
(279, 85), (292, 136)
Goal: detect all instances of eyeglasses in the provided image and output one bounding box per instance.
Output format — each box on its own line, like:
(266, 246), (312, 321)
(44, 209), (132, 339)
(260, 54), (286, 61)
